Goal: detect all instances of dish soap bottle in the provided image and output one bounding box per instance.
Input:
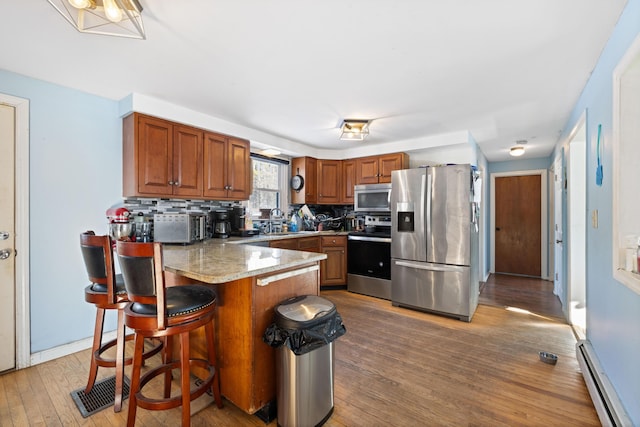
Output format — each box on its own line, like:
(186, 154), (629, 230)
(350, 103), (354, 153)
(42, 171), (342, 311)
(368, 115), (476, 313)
(289, 213), (298, 232)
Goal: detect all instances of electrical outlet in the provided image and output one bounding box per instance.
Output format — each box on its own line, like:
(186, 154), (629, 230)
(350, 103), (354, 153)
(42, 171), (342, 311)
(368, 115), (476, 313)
(592, 210), (598, 228)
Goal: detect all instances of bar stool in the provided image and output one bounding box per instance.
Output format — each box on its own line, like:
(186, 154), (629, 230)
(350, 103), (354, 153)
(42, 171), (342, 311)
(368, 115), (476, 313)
(80, 231), (162, 412)
(116, 241), (222, 427)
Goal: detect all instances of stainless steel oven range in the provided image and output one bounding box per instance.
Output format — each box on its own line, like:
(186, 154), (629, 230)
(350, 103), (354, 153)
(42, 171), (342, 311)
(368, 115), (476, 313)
(347, 214), (391, 300)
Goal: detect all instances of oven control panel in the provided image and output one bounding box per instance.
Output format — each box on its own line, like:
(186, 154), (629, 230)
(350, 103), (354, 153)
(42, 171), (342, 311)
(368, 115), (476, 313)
(365, 215), (391, 227)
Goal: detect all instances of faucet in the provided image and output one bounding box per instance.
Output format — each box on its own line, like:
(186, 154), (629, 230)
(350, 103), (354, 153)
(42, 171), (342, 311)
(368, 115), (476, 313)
(269, 208), (283, 233)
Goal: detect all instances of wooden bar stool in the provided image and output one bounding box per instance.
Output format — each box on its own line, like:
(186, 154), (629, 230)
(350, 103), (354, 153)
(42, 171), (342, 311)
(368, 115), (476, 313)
(116, 241), (223, 427)
(80, 231), (162, 412)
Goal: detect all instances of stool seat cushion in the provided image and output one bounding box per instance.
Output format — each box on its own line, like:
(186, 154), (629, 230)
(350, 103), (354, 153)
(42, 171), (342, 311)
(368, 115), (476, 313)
(90, 274), (127, 295)
(131, 285), (216, 317)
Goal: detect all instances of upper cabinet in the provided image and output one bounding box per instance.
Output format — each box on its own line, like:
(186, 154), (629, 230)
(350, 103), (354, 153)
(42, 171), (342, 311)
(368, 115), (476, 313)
(123, 113), (251, 201)
(203, 133), (251, 200)
(317, 159), (342, 204)
(291, 153), (408, 205)
(291, 157), (317, 205)
(356, 153), (409, 184)
(341, 159), (355, 204)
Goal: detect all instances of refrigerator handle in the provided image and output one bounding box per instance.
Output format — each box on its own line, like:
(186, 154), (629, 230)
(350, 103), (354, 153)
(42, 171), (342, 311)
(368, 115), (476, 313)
(394, 260), (466, 273)
(425, 170), (431, 246)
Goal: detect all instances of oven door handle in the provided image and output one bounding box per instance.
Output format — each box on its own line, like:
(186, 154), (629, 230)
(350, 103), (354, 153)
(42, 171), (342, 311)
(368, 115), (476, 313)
(348, 235), (392, 243)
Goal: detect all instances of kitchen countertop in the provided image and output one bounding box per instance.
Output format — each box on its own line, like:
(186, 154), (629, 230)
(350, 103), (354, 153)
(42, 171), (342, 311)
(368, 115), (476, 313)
(162, 237), (329, 284)
(222, 230), (348, 245)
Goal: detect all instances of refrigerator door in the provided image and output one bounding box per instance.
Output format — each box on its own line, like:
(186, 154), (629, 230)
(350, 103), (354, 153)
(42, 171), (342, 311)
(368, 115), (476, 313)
(391, 259), (475, 321)
(427, 165), (471, 266)
(391, 168), (427, 262)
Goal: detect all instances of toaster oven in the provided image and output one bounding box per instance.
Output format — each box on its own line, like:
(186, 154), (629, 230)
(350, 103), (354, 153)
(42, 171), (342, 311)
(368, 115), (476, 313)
(153, 213), (206, 244)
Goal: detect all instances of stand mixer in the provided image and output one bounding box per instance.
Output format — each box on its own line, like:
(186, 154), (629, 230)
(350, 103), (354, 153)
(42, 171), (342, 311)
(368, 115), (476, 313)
(106, 206), (135, 243)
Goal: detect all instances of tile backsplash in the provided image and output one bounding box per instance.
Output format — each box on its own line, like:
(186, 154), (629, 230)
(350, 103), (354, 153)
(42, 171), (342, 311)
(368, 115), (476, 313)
(123, 198), (244, 217)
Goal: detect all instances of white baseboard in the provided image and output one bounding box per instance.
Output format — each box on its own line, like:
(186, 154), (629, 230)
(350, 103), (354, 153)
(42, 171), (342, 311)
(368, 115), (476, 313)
(29, 330), (117, 366)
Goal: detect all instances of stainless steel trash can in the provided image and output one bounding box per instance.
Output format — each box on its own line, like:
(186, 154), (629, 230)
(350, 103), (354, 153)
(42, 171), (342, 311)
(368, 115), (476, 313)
(267, 295), (346, 427)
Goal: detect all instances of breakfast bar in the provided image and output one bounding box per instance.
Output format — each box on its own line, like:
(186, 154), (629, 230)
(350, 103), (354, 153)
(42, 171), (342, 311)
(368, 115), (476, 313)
(162, 241), (327, 416)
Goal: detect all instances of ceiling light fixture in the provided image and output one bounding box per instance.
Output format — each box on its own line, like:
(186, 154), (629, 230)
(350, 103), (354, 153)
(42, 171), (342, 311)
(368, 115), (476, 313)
(47, 0), (145, 39)
(510, 146), (525, 157)
(340, 119), (370, 141)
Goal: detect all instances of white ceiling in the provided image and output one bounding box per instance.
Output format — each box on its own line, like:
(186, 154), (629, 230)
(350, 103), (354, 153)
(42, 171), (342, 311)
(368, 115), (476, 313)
(0, 1), (627, 161)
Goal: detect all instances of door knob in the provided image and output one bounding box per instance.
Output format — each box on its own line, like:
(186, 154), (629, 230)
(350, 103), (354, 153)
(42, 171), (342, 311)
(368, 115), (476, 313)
(0, 231), (8, 240)
(0, 249), (11, 260)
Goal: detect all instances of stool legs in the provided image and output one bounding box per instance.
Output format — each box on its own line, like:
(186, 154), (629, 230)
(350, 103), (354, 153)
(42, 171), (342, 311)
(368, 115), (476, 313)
(114, 308), (126, 412)
(180, 332), (191, 427)
(85, 307), (105, 395)
(204, 321), (223, 409)
(127, 333), (145, 427)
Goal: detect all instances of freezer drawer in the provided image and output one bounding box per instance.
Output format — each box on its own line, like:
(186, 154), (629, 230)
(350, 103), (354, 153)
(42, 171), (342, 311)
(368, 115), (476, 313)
(391, 259), (477, 322)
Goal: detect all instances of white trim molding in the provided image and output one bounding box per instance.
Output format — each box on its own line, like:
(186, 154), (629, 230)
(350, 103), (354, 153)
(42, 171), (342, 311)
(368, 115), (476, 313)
(0, 93), (30, 369)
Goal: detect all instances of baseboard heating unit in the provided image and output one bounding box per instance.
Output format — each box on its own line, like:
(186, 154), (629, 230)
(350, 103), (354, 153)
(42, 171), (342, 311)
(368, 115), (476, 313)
(575, 340), (631, 427)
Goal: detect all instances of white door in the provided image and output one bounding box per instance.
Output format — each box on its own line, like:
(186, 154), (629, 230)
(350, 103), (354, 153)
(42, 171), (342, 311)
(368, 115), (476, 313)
(0, 104), (16, 372)
(553, 154), (564, 306)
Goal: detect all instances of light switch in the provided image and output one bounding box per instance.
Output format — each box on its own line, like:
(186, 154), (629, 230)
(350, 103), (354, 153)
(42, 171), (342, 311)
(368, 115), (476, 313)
(592, 210), (598, 228)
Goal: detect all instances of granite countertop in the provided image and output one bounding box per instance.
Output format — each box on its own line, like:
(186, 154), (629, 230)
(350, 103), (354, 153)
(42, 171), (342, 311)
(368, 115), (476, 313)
(162, 239), (327, 284)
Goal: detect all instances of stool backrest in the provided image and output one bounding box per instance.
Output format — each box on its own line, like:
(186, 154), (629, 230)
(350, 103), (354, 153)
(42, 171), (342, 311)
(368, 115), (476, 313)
(80, 231), (117, 304)
(116, 241), (167, 329)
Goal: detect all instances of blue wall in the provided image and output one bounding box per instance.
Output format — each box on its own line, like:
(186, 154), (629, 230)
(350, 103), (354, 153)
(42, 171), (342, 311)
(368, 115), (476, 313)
(553, 0), (640, 422)
(0, 69), (123, 353)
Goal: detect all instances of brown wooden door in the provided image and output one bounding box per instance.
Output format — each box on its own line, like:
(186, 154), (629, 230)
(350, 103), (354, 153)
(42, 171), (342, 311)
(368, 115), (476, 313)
(172, 125), (203, 197)
(203, 132), (228, 199)
(226, 137), (251, 200)
(317, 159), (342, 204)
(495, 175), (541, 276)
(304, 157), (317, 204)
(137, 115), (173, 195)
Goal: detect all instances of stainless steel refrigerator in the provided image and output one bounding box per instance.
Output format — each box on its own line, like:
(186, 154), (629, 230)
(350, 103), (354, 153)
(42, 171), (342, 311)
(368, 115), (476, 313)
(391, 164), (480, 322)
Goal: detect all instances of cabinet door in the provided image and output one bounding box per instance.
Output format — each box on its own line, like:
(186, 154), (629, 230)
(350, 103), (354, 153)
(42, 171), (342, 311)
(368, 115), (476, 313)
(342, 159), (355, 203)
(269, 239), (299, 250)
(227, 137), (251, 200)
(173, 125), (203, 197)
(378, 153), (408, 183)
(317, 160), (342, 204)
(137, 115), (174, 195)
(298, 236), (321, 252)
(305, 158), (317, 204)
(321, 245), (346, 285)
(203, 132), (228, 199)
(356, 156), (379, 184)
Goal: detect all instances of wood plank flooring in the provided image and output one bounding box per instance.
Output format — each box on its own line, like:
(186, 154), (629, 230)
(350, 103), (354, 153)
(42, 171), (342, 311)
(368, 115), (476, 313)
(0, 276), (597, 426)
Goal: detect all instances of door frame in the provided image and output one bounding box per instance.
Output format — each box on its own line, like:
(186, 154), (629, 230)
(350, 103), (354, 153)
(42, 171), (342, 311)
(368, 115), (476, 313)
(490, 170), (549, 279)
(0, 93), (30, 369)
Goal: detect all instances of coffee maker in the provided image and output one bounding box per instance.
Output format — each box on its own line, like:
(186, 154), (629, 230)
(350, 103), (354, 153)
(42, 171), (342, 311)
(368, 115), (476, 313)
(213, 211), (231, 239)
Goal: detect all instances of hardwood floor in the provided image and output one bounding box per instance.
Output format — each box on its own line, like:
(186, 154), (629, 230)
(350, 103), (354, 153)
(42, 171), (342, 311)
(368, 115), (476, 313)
(0, 279), (596, 426)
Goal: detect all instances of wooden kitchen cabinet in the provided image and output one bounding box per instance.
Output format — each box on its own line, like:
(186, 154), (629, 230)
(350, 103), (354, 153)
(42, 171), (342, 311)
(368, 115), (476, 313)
(123, 112), (251, 201)
(290, 157), (317, 204)
(124, 113), (204, 197)
(203, 132), (251, 200)
(317, 159), (342, 204)
(320, 235), (347, 286)
(269, 239), (299, 250)
(342, 159), (355, 204)
(356, 152), (409, 184)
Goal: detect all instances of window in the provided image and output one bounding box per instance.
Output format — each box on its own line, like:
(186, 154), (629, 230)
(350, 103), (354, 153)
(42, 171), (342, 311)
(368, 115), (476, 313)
(248, 156), (288, 218)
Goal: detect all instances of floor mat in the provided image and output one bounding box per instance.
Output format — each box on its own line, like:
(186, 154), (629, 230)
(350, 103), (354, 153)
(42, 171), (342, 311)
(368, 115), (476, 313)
(70, 375), (130, 417)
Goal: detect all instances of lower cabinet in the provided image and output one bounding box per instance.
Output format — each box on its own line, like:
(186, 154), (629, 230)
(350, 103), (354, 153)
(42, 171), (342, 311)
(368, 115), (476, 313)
(320, 236), (347, 286)
(270, 235), (347, 286)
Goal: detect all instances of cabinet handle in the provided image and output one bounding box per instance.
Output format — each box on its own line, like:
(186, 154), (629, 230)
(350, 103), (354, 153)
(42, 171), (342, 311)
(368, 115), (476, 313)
(174, 181), (179, 186)
(256, 264), (320, 286)
(228, 186), (232, 190)
(168, 181), (174, 185)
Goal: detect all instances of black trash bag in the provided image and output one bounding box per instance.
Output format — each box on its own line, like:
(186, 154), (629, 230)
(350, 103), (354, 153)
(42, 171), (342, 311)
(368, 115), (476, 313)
(263, 306), (346, 356)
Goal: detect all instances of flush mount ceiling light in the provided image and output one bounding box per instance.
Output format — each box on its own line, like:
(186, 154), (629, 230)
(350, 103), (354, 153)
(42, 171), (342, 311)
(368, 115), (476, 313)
(340, 120), (370, 141)
(47, 0), (145, 39)
(509, 146), (525, 157)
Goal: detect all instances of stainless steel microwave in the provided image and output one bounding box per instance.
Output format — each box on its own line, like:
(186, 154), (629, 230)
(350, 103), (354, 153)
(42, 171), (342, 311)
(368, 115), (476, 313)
(354, 183), (392, 212)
